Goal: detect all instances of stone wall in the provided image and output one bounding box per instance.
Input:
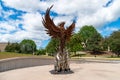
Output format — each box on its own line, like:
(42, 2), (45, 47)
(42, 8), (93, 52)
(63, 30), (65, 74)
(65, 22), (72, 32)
(0, 57), (54, 72)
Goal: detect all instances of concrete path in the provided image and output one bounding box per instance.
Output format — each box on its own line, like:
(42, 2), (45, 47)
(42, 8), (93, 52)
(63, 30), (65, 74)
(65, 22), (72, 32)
(0, 63), (120, 80)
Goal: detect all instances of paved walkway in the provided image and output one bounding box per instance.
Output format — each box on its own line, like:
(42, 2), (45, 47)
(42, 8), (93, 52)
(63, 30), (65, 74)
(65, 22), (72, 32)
(0, 63), (120, 80)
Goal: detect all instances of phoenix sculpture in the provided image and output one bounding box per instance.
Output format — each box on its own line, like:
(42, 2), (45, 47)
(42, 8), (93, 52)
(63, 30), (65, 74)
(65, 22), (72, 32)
(42, 5), (75, 72)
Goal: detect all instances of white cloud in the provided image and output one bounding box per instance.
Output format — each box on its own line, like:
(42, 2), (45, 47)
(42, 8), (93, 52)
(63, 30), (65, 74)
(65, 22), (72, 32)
(53, 0), (107, 14)
(22, 12), (43, 31)
(106, 27), (119, 31)
(76, 0), (120, 28)
(3, 0), (39, 12)
(3, 0), (120, 29)
(53, 15), (74, 27)
(0, 21), (16, 33)
(0, 4), (16, 19)
(2, 0), (52, 12)
(21, 12), (49, 40)
(98, 26), (119, 37)
(3, 10), (16, 19)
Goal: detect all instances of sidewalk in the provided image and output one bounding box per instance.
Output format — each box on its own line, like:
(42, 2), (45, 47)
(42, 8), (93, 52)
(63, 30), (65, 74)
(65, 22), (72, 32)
(0, 63), (120, 80)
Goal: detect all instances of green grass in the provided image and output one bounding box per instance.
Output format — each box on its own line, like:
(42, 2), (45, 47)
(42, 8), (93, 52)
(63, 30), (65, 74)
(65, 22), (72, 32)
(0, 52), (54, 59)
(0, 52), (33, 59)
(70, 52), (112, 58)
(70, 52), (120, 60)
(0, 52), (120, 60)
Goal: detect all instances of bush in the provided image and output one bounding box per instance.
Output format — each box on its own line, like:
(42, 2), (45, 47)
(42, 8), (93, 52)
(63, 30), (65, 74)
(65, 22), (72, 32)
(5, 42), (20, 53)
(36, 48), (46, 55)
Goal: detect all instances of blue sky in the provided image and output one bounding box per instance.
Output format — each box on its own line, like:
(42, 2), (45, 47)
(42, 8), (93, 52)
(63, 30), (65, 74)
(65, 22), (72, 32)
(0, 0), (120, 48)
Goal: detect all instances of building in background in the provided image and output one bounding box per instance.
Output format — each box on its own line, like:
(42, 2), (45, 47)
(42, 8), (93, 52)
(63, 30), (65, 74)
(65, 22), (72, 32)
(0, 43), (8, 52)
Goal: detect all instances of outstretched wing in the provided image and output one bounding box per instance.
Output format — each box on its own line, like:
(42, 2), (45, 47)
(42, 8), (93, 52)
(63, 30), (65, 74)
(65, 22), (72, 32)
(65, 22), (75, 41)
(42, 5), (60, 38)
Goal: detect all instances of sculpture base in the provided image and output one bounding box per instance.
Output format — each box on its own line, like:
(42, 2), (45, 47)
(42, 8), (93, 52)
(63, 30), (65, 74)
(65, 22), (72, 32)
(49, 69), (74, 74)
(54, 49), (70, 73)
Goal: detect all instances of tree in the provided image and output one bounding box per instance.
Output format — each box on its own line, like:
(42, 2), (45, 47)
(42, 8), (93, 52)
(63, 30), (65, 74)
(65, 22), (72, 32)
(108, 30), (120, 56)
(20, 39), (36, 54)
(78, 25), (103, 52)
(87, 33), (103, 54)
(111, 39), (120, 57)
(102, 37), (112, 51)
(36, 48), (46, 55)
(5, 42), (20, 52)
(45, 38), (59, 56)
(67, 33), (83, 53)
(5, 42), (12, 52)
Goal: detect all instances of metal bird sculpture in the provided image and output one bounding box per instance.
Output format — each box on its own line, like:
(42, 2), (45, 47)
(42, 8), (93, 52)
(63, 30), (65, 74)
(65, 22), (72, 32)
(42, 5), (75, 53)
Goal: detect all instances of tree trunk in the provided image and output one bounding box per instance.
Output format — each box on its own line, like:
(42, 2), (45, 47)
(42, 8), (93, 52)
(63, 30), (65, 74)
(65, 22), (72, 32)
(54, 49), (70, 72)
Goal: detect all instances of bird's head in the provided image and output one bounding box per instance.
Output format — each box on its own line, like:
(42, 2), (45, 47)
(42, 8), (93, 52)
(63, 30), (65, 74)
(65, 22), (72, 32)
(58, 22), (65, 28)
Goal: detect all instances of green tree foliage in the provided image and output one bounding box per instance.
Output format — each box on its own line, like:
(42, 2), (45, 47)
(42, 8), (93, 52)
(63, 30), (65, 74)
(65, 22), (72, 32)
(103, 37), (109, 51)
(108, 30), (120, 56)
(78, 25), (103, 53)
(20, 39), (36, 53)
(102, 36), (114, 51)
(36, 48), (46, 55)
(87, 33), (103, 54)
(45, 38), (59, 55)
(67, 33), (83, 52)
(78, 25), (98, 43)
(5, 42), (20, 52)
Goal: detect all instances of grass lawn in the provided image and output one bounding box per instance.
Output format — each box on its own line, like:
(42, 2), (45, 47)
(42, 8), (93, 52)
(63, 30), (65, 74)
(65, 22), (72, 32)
(0, 52), (120, 60)
(0, 52), (55, 59)
(0, 52), (34, 59)
(70, 52), (120, 60)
